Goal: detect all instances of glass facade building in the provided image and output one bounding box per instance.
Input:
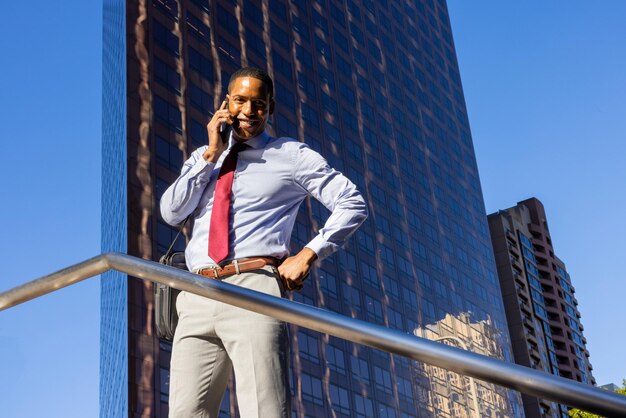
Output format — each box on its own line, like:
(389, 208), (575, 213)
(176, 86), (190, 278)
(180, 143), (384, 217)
(101, 0), (522, 416)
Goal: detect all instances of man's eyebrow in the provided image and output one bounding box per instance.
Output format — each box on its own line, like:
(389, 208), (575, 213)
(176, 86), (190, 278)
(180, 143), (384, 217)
(231, 95), (268, 100)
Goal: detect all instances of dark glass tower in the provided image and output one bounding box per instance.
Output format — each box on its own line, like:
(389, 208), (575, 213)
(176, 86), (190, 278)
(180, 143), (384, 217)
(102, 0), (522, 416)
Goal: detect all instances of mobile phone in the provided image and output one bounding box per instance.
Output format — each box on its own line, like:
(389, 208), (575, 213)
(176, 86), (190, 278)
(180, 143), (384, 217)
(219, 97), (231, 143)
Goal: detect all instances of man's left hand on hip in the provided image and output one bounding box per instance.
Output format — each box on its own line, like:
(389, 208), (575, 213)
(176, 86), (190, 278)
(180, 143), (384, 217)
(277, 248), (318, 291)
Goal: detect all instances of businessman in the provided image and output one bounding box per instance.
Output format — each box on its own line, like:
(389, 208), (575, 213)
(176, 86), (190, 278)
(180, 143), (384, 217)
(160, 67), (367, 417)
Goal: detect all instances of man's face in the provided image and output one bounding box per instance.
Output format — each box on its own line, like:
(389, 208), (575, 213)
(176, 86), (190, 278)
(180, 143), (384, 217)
(227, 76), (274, 140)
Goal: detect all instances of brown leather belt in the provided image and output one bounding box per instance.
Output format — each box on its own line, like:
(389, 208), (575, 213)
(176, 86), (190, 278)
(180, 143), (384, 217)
(196, 257), (280, 279)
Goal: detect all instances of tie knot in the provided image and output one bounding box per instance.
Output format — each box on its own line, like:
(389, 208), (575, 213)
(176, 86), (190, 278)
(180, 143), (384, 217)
(230, 142), (248, 154)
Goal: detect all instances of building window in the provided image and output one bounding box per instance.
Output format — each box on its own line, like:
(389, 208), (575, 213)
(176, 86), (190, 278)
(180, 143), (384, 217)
(188, 46), (213, 81)
(349, 21), (364, 44)
(387, 307), (403, 330)
(334, 28), (349, 52)
(312, 8), (328, 33)
(326, 344), (346, 374)
(217, 35), (241, 65)
(365, 295), (384, 323)
(339, 81), (355, 103)
(190, 118), (207, 148)
(342, 283), (361, 313)
(189, 82), (213, 114)
(156, 136), (183, 172)
(344, 138), (362, 161)
(154, 95), (182, 133)
(383, 275), (400, 301)
(374, 366), (393, 394)
(295, 45), (313, 68)
(402, 286), (418, 312)
(275, 114), (298, 138)
(272, 51), (293, 81)
(270, 0), (287, 21)
(379, 402), (397, 418)
(379, 243), (395, 267)
(275, 82), (295, 110)
(298, 331), (320, 364)
(323, 120), (341, 144)
(330, 3), (346, 27)
(318, 66), (335, 91)
(354, 48), (368, 69)
(243, 2), (262, 26)
(360, 262), (379, 290)
(246, 28), (266, 59)
(153, 19), (179, 56)
(357, 231), (374, 255)
(354, 394), (374, 418)
(153, 0), (178, 20)
(319, 270), (338, 299)
(321, 91), (338, 115)
(187, 13), (211, 45)
(292, 15), (310, 42)
(271, 23), (290, 50)
(397, 376), (413, 401)
(315, 35), (332, 63)
(216, 5), (238, 33)
(155, 177), (169, 200)
(350, 355), (370, 384)
(330, 384), (350, 415)
(370, 183), (386, 205)
(153, 57), (181, 94)
(297, 72), (317, 100)
(301, 102), (319, 130)
(300, 373), (324, 406)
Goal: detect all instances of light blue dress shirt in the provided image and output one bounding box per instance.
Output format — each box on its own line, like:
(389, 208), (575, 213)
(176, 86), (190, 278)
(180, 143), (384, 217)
(160, 131), (368, 271)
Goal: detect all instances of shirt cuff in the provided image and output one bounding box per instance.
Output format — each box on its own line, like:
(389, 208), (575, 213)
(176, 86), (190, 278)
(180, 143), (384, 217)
(305, 235), (337, 261)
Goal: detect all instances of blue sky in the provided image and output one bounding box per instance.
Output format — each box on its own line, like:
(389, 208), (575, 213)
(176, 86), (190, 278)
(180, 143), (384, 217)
(0, 1), (623, 417)
(448, 0), (626, 388)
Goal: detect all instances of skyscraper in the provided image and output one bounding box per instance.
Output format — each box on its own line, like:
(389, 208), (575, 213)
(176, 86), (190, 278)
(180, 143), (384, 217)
(488, 198), (595, 418)
(102, 0), (522, 416)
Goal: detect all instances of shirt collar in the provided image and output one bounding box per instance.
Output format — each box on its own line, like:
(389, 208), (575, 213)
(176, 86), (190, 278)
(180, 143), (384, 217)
(230, 129), (272, 150)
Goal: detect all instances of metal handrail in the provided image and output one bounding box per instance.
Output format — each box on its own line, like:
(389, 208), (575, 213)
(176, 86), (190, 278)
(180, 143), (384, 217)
(1, 253), (624, 417)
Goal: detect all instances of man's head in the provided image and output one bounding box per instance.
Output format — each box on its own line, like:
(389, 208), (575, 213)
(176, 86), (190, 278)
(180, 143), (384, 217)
(227, 67), (275, 140)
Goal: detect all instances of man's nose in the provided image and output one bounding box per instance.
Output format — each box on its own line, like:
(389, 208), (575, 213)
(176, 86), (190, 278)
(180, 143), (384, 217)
(241, 100), (252, 114)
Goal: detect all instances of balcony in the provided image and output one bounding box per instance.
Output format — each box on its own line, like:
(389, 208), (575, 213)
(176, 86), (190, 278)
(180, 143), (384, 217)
(529, 223), (543, 235)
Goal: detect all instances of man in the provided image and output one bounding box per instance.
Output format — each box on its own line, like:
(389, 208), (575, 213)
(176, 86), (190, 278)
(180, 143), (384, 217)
(160, 67), (367, 418)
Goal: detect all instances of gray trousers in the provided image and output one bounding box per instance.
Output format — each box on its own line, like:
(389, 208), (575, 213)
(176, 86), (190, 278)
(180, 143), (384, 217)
(168, 266), (291, 418)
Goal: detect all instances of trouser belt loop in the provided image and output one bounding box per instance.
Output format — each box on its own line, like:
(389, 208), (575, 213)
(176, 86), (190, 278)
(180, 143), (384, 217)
(233, 259), (240, 275)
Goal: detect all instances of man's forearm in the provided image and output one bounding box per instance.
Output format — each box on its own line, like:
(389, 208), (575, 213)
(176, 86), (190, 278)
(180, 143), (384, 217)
(160, 149), (215, 225)
(305, 191), (368, 260)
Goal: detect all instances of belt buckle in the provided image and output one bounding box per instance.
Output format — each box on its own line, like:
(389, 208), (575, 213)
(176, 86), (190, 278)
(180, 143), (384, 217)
(202, 265), (219, 279)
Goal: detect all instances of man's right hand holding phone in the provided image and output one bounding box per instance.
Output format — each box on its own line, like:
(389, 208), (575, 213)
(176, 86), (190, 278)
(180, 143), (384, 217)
(203, 99), (233, 163)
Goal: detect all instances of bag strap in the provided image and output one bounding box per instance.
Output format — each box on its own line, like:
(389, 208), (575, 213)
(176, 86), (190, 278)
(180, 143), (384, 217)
(164, 217), (190, 259)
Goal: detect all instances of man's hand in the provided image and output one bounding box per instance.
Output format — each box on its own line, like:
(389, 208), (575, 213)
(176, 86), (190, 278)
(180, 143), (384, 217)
(203, 99), (234, 163)
(277, 248), (318, 291)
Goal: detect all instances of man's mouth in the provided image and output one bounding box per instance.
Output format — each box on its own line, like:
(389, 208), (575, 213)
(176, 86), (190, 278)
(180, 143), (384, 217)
(237, 119), (260, 129)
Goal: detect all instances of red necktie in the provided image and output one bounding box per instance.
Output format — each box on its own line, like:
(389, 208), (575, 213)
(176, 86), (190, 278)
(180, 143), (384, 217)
(208, 142), (247, 263)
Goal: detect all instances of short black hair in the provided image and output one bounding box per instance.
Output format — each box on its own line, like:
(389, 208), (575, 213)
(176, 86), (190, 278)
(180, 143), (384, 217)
(228, 67), (274, 99)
